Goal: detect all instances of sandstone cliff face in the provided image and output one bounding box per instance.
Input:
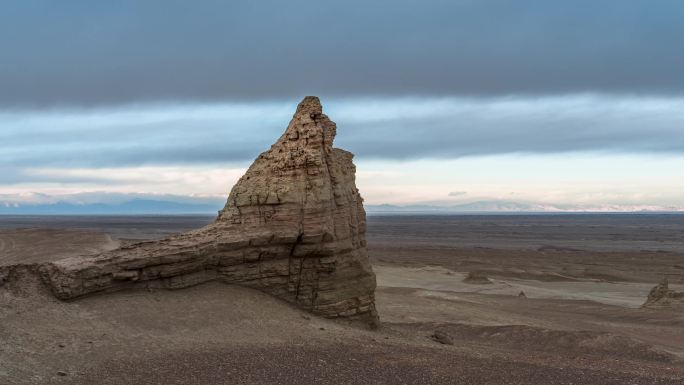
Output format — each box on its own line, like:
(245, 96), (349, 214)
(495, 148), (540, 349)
(11, 97), (378, 326)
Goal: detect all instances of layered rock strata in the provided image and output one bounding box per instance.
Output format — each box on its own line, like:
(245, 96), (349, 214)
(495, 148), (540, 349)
(4, 97), (378, 326)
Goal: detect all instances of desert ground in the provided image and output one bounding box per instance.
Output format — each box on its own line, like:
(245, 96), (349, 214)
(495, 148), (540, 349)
(1, 214), (683, 384)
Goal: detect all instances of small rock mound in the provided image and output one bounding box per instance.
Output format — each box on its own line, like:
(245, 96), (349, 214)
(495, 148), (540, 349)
(462, 271), (492, 285)
(0, 264), (54, 298)
(643, 278), (684, 308)
(431, 330), (454, 345)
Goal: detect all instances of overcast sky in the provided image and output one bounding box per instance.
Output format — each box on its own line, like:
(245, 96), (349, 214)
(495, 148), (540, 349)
(3, 1), (684, 106)
(2, 1), (683, 211)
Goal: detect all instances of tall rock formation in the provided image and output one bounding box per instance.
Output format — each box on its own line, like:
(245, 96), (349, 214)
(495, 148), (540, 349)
(34, 96), (378, 326)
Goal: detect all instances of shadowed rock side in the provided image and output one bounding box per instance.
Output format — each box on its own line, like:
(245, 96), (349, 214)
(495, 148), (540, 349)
(5, 97), (378, 327)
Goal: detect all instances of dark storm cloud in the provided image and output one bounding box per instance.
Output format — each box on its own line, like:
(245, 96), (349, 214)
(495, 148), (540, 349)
(1, 0), (684, 107)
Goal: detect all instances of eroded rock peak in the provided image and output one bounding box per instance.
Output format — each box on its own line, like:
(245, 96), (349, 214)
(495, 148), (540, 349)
(3, 96), (379, 328)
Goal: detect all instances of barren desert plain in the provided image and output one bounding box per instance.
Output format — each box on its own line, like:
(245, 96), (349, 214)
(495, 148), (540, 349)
(4, 1), (684, 384)
(1, 214), (683, 384)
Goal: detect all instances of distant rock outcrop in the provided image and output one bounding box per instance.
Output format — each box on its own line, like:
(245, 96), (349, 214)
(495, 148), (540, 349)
(463, 271), (493, 284)
(642, 278), (684, 309)
(3, 97), (378, 327)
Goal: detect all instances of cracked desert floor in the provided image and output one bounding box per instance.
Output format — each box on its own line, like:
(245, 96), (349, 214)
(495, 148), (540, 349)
(2, 214), (683, 385)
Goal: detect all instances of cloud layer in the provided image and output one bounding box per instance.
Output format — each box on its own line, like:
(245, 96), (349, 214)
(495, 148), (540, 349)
(2, 1), (684, 106)
(2, 95), (683, 174)
(3, 1), (684, 211)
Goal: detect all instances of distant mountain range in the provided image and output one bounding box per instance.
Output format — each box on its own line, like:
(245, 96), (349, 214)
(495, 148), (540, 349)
(365, 201), (684, 214)
(0, 199), (222, 215)
(1, 198), (682, 215)
(366, 201), (549, 213)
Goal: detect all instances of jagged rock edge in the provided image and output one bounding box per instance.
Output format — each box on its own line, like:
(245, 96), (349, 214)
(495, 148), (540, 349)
(0, 96), (379, 328)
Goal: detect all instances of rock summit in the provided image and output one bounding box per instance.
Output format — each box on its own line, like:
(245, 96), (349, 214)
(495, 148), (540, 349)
(3, 96), (379, 327)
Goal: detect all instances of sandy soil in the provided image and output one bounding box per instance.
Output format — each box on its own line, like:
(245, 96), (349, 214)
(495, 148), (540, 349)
(367, 215), (684, 284)
(1, 215), (683, 384)
(0, 228), (119, 266)
(375, 264), (684, 308)
(2, 277), (682, 385)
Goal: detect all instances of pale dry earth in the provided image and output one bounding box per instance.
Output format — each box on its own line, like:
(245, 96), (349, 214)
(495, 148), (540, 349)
(1, 214), (684, 384)
(0, 229), (119, 266)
